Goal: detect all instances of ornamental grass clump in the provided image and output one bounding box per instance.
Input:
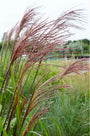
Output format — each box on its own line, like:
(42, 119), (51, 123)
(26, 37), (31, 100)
(0, 6), (89, 136)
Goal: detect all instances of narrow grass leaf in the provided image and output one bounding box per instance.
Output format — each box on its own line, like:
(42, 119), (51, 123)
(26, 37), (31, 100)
(0, 117), (8, 136)
(30, 131), (42, 136)
(49, 118), (62, 136)
(39, 121), (48, 136)
(10, 66), (15, 90)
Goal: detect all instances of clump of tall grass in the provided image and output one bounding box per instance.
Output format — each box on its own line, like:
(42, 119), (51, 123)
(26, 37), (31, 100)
(35, 72), (89, 136)
(0, 6), (89, 136)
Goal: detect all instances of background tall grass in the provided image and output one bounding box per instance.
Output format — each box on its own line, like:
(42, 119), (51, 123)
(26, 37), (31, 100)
(32, 68), (89, 136)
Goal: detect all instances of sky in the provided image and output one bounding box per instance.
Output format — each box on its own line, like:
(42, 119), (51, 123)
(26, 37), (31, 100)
(0, 0), (90, 41)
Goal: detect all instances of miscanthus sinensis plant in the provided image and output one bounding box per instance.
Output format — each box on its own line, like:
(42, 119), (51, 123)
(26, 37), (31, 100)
(0, 6), (88, 136)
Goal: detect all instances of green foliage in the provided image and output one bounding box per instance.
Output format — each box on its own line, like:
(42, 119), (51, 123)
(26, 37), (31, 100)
(39, 121), (49, 136)
(49, 118), (61, 136)
(34, 72), (89, 136)
(0, 54), (89, 136)
(81, 39), (90, 45)
(0, 42), (3, 50)
(67, 41), (83, 54)
(0, 117), (8, 136)
(82, 43), (90, 53)
(66, 39), (90, 54)
(19, 67), (89, 136)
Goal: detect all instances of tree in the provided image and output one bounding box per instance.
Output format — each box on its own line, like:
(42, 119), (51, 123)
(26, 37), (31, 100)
(68, 41), (83, 54)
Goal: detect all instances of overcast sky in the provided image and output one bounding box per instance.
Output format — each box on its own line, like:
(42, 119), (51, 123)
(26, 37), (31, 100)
(0, 0), (89, 41)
